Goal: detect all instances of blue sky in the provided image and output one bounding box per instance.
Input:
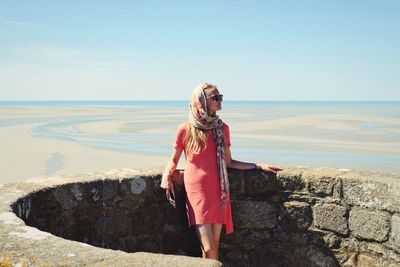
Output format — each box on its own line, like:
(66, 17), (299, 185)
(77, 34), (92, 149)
(1, 1), (399, 100)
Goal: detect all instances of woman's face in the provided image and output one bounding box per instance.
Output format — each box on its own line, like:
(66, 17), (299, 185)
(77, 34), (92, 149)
(204, 87), (223, 116)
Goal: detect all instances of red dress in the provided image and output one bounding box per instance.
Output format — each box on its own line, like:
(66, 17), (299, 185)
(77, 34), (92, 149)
(173, 122), (234, 235)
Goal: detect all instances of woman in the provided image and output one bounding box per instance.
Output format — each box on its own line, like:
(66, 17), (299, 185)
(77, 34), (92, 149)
(161, 82), (283, 260)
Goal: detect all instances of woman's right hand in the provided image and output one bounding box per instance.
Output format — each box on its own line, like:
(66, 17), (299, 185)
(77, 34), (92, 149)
(161, 171), (172, 190)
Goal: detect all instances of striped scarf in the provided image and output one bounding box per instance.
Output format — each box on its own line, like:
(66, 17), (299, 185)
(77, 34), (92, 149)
(188, 83), (230, 213)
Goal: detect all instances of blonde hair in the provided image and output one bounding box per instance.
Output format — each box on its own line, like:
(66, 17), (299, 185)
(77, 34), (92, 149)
(184, 83), (217, 155)
(183, 123), (208, 155)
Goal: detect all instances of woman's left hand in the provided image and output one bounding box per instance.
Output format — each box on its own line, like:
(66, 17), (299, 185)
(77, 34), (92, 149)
(256, 163), (284, 174)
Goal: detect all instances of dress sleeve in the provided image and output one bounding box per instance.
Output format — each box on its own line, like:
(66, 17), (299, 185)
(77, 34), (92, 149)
(173, 124), (185, 149)
(223, 123), (231, 147)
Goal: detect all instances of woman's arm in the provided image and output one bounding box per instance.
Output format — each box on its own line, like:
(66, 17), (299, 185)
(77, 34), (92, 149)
(224, 145), (283, 173)
(161, 147), (183, 189)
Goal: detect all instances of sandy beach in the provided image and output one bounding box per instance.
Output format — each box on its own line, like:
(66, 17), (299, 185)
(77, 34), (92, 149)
(234, 114), (400, 155)
(0, 106), (187, 183)
(0, 123), (174, 184)
(1, 102), (399, 183)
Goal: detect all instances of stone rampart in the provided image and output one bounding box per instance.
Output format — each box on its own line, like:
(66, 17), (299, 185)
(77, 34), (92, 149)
(1, 167), (400, 266)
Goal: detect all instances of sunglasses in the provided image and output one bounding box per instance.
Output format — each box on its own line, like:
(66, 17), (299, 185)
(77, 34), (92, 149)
(206, 94), (224, 102)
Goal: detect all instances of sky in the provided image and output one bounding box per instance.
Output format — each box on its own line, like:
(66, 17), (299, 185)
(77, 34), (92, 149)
(0, 1), (399, 101)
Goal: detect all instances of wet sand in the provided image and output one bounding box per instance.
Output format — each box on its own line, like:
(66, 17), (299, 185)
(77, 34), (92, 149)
(0, 123), (173, 184)
(1, 104), (399, 183)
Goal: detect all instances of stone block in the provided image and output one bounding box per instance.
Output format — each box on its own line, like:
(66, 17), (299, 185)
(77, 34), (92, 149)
(340, 237), (362, 252)
(243, 170), (279, 196)
(349, 208), (390, 242)
(303, 169), (338, 196)
(387, 213), (400, 252)
(227, 169), (245, 197)
(333, 178), (343, 199)
(232, 200), (277, 229)
(367, 242), (400, 263)
(341, 253), (357, 266)
(342, 177), (400, 213)
(277, 169), (306, 191)
(323, 232), (341, 249)
(118, 180), (132, 195)
(280, 201), (312, 231)
(313, 203), (349, 235)
(356, 254), (380, 267)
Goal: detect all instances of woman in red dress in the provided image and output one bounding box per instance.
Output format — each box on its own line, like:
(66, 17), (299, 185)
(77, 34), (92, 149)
(161, 82), (283, 260)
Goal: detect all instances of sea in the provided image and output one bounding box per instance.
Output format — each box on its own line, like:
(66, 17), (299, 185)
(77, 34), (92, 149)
(1, 100), (399, 174)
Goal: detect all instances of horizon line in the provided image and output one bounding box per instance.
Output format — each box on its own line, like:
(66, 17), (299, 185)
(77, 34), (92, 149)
(1, 99), (400, 102)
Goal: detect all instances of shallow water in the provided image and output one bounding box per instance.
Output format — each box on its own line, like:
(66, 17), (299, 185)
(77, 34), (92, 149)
(1, 100), (399, 174)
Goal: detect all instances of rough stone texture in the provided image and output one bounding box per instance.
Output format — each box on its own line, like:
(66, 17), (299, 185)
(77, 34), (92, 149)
(341, 253), (357, 267)
(387, 213), (400, 252)
(323, 232), (341, 249)
(341, 171), (400, 213)
(365, 242), (400, 264)
(242, 169), (279, 197)
(339, 237), (361, 253)
(356, 254), (379, 266)
(0, 169), (219, 267)
(313, 203), (349, 235)
(286, 192), (320, 205)
(349, 208), (391, 242)
(292, 244), (338, 267)
(1, 167), (400, 267)
(302, 169), (339, 197)
(232, 200), (278, 229)
(276, 168), (307, 192)
(280, 201), (312, 231)
(227, 169), (279, 199)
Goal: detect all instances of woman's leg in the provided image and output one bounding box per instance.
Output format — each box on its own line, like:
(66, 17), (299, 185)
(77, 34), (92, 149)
(211, 223), (223, 260)
(195, 224), (217, 259)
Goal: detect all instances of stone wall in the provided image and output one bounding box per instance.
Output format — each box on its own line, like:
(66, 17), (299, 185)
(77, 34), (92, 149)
(221, 167), (400, 266)
(1, 167), (400, 266)
(0, 169), (218, 267)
